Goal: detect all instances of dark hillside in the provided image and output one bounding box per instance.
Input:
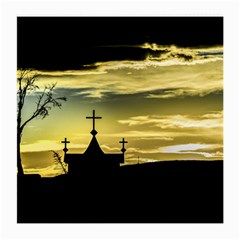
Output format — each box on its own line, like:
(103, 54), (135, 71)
(17, 160), (223, 223)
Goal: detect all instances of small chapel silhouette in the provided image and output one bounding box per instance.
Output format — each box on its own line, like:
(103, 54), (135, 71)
(62, 110), (127, 176)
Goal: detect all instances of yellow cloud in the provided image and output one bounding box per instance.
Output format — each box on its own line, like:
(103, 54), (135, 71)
(118, 111), (223, 129)
(158, 143), (223, 158)
(36, 70), (107, 76)
(29, 44), (223, 99)
(140, 43), (223, 53)
(21, 140), (87, 152)
(100, 131), (177, 139)
(159, 143), (220, 153)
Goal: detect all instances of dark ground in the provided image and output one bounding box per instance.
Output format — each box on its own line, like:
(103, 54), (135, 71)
(17, 160), (223, 223)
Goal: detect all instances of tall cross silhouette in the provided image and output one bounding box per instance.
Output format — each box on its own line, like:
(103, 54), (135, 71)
(61, 137), (70, 153)
(86, 110), (102, 135)
(119, 138), (128, 153)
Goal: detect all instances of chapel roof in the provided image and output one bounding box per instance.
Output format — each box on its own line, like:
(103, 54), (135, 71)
(63, 110), (126, 165)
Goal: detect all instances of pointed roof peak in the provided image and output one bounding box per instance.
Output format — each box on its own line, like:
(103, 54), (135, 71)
(84, 135), (104, 157)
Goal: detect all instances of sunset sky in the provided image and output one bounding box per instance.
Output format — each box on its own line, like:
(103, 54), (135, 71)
(17, 17), (223, 177)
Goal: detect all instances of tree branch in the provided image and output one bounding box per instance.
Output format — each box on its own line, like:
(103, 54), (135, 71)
(19, 80), (67, 130)
(52, 151), (68, 174)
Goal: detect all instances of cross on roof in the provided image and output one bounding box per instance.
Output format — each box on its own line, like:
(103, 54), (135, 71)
(86, 110), (102, 135)
(119, 138), (128, 153)
(61, 137), (70, 153)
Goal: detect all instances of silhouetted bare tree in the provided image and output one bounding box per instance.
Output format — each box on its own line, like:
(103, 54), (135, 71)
(52, 151), (68, 174)
(17, 69), (67, 175)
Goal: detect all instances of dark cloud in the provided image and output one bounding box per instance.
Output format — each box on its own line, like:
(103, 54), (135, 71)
(53, 87), (95, 95)
(17, 17), (223, 70)
(197, 51), (223, 56)
(174, 53), (193, 61)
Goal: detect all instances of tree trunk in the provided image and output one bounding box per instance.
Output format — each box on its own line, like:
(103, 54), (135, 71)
(17, 129), (24, 175)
